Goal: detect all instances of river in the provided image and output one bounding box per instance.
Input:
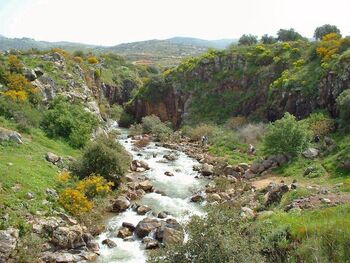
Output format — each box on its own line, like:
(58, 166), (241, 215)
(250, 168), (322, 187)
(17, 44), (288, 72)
(95, 129), (206, 263)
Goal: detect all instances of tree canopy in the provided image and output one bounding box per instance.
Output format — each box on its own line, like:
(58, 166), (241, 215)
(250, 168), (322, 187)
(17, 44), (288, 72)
(238, 34), (258, 46)
(314, 24), (341, 40)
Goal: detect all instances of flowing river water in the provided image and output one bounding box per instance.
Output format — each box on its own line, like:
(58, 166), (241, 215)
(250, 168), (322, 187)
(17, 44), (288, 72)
(95, 128), (206, 263)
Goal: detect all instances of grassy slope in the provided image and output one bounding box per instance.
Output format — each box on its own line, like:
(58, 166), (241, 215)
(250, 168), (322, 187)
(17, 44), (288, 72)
(0, 117), (80, 231)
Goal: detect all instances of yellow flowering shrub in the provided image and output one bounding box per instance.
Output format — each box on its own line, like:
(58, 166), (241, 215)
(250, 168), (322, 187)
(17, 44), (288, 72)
(76, 175), (114, 199)
(2, 73), (37, 101)
(317, 33), (342, 62)
(8, 55), (23, 73)
(87, 56), (99, 64)
(73, 56), (83, 63)
(59, 188), (93, 215)
(58, 170), (71, 183)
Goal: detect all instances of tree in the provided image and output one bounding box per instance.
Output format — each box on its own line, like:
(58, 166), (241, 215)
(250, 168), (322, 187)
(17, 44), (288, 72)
(238, 34), (258, 46)
(277, 28), (303, 42)
(314, 24), (341, 40)
(260, 34), (277, 44)
(263, 113), (312, 156)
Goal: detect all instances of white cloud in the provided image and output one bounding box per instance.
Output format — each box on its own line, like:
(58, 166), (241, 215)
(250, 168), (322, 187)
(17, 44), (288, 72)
(0, 0), (349, 46)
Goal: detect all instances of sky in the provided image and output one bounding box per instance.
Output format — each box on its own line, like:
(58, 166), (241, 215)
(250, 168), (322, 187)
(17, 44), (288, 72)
(0, 0), (349, 46)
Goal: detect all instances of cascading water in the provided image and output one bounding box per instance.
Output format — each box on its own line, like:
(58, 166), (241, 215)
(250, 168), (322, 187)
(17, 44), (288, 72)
(95, 128), (206, 263)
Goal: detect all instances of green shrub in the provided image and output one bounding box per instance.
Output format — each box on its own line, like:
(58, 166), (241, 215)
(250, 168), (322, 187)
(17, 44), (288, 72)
(129, 123), (143, 136)
(109, 104), (123, 120)
(263, 113), (312, 156)
(181, 123), (215, 141)
(118, 110), (135, 127)
(237, 123), (267, 144)
(336, 89), (350, 127)
(41, 97), (98, 148)
(302, 112), (335, 137)
(71, 136), (131, 184)
(141, 115), (173, 141)
(149, 204), (264, 263)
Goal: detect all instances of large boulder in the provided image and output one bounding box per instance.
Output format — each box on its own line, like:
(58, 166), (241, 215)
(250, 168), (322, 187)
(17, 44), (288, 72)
(24, 68), (37, 81)
(137, 205), (151, 215)
(46, 152), (61, 164)
(155, 218), (184, 245)
(51, 225), (87, 249)
(0, 127), (23, 144)
(116, 227), (133, 238)
(0, 228), (19, 263)
(112, 197), (130, 212)
(265, 184), (289, 206)
(102, 238), (117, 248)
(135, 218), (162, 238)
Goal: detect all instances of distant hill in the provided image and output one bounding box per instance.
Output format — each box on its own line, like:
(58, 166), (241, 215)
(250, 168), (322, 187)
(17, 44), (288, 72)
(0, 35), (236, 66)
(167, 37), (236, 49)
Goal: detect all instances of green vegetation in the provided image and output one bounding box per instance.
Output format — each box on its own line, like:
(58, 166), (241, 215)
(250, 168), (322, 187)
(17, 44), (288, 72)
(263, 113), (312, 156)
(41, 97), (99, 148)
(71, 136), (131, 185)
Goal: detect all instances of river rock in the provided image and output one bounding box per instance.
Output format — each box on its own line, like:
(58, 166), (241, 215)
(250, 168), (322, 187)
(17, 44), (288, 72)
(135, 218), (162, 238)
(112, 197), (130, 212)
(116, 227), (133, 238)
(0, 228), (19, 263)
(51, 225), (86, 249)
(137, 180), (153, 192)
(164, 171), (174, 177)
(122, 222), (136, 231)
(201, 163), (214, 176)
(157, 212), (168, 219)
(155, 218), (184, 245)
(143, 237), (159, 249)
(190, 194), (204, 203)
(137, 205), (151, 215)
(163, 153), (177, 161)
(102, 238), (117, 248)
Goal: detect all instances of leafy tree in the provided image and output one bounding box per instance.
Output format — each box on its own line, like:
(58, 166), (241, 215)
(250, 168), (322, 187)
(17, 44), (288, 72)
(238, 34), (258, 46)
(263, 112), (311, 156)
(336, 89), (350, 126)
(260, 34), (277, 44)
(277, 28), (303, 42)
(314, 24), (341, 40)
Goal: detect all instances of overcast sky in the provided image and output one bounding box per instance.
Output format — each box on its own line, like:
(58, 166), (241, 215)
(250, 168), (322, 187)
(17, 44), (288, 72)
(0, 0), (349, 46)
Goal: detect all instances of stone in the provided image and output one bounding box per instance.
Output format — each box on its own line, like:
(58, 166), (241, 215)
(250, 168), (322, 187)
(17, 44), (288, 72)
(192, 164), (201, 172)
(135, 218), (162, 238)
(46, 188), (59, 199)
(46, 152), (60, 164)
(27, 192), (35, 200)
(265, 184), (289, 206)
(190, 194), (204, 203)
(250, 163), (265, 174)
(143, 237), (159, 249)
(240, 207), (255, 219)
(302, 148), (319, 159)
(112, 197), (130, 212)
(0, 228), (19, 263)
(321, 198), (331, 204)
(41, 251), (82, 263)
(116, 227), (133, 238)
(163, 154), (177, 161)
(137, 205), (151, 215)
(122, 222), (136, 231)
(238, 163), (249, 170)
(157, 212), (167, 219)
(201, 163), (214, 176)
(24, 68), (37, 81)
(51, 225), (86, 249)
(0, 127), (23, 144)
(34, 67), (44, 77)
(164, 171), (174, 177)
(209, 193), (222, 202)
(137, 180), (153, 192)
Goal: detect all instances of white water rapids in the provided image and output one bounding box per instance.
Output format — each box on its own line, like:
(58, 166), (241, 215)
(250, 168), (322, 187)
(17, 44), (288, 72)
(95, 128), (206, 263)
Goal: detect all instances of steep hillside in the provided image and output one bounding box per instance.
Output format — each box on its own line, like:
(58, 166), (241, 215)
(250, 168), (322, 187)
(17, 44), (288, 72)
(130, 35), (350, 127)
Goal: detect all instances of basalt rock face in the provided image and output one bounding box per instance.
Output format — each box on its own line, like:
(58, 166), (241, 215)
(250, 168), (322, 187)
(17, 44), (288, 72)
(102, 79), (140, 105)
(131, 86), (190, 128)
(130, 51), (350, 125)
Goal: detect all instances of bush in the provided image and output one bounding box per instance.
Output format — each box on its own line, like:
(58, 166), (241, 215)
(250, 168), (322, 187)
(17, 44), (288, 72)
(41, 97), (98, 148)
(302, 112), (335, 136)
(76, 175), (114, 199)
(118, 110), (135, 127)
(263, 113), (312, 156)
(129, 123), (143, 136)
(225, 116), (248, 130)
(336, 89), (350, 127)
(59, 188), (93, 216)
(109, 104), (123, 120)
(149, 204), (264, 263)
(141, 115), (173, 141)
(87, 56), (99, 64)
(181, 123), (215, 141)
(71, 136), (131, 184)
